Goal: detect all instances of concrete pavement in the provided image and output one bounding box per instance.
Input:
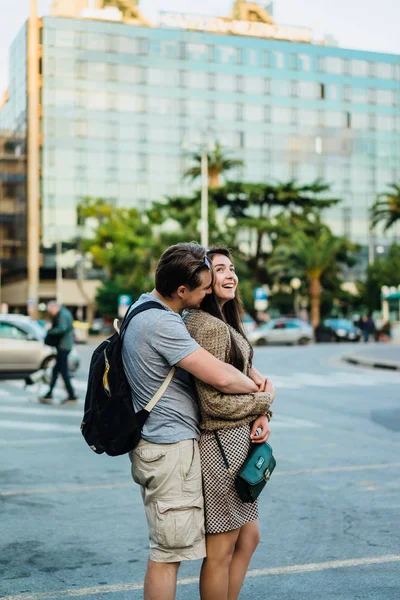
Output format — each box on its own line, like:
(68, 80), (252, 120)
(1, 342), (400, 599)
(342, 342), (400, 371)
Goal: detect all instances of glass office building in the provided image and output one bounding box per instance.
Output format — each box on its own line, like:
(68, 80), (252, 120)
(2, 6), (400, 251)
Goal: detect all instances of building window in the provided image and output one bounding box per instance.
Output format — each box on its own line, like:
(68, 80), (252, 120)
(343, 59), (351, 75)
(186, 43), (209, 61)
(244, 75), (264, 95)
(208, 73), (215, 90)
(368, 114), (376, 131)
(272, 51), (285, 69)
(376, 89), (394, 106)
(237, 75), (244, 93)
(244, 104), (264, 122)
(159, 40), (179, 58)
(270, 79), (291, 97)
(138, 155), (147, 172)
(315, 136), (323, 155)
(298, 54), (311, 71)
(289, 53), (297, 70)
(350, 59), (369, 77)
(368, 89), (376, 104)
(107, 34), (118, 53)
(324, 57), (343, 74)
(343, 86), (351, 102)
(215, 102), (236, 121)
(216, 46), (239, 65)
(375, 62), (393, 79)
(291, 81), (297, 97)
(346, 112), (351, 129)
(271, 107), (292, 124)
(246, 49), (262, 67)
(238, 131), (245, 149)
(215, 73), (236, 92)
(76, 121), (87, 137)
(179, 42), (186, 60)
(236, 104), (244, 121)
(320, 84), (326, 100)
(76, 60), (87, 79)
(352, 113), (368, 129)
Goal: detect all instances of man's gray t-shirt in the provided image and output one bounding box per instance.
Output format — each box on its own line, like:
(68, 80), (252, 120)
(122, 293), (200, 443)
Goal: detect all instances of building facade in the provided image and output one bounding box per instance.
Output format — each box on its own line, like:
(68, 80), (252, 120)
(1, 0), (400, 308)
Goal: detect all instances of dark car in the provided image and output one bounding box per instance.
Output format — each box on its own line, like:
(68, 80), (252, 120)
(316, 318), (361, 343)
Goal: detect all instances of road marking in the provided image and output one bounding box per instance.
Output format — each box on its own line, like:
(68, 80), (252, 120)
(2, 462), (400, 497)
(0, 437), (68, 447)
(272, 415), (320, 429)
(0, 420), (78, 433)
(3, 555), (400, 600)
(0, 406), (82, 417)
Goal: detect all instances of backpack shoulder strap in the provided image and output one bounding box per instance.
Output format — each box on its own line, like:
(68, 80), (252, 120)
(120, 300), (167, 339)
(119, 300), (175, 410)
(144, 366), (176, 413)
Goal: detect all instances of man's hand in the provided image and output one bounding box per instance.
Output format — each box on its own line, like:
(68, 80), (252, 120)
(250, 415), (271, 444)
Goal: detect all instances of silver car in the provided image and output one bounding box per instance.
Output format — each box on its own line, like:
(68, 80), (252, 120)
(248, 318), (313, 346)
(0, 314), (80, 380)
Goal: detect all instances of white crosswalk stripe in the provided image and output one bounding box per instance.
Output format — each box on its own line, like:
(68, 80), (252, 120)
(0, 420), (78, 433)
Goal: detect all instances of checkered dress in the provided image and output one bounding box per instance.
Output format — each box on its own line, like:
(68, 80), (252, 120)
(199, 423), (259, 534)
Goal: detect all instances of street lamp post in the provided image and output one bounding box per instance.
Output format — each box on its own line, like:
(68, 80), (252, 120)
(200, 146), (209, 248)
(290, 277), (301, 316)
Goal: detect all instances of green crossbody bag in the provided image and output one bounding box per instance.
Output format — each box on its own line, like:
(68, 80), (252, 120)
(214, 432), (276, 503)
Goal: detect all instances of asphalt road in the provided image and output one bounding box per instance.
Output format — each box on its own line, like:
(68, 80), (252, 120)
(1, 342), (400, 600)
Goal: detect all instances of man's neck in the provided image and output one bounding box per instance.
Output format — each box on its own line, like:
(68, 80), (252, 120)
(151, 290), (182, 313)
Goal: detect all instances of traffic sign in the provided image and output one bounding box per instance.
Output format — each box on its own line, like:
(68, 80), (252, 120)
(254, 287), (268, 312)
(254, 287), (268, 300)
(118, 294), (132, 318)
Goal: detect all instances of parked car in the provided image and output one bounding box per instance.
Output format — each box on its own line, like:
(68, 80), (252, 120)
(315, 318), (362, 343)
(243, 313), (257, 336)
(0, 314), (81, 380)
(248, 317), (313, 346)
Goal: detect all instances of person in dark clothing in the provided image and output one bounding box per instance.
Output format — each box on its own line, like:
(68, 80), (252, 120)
(40, 301), (77, 405)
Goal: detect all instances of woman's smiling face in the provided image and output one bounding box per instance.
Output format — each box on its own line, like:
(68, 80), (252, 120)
(211, 253), (238, 306)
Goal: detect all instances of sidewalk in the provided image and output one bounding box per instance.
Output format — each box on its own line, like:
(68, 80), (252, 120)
(342, 343), (400, 371)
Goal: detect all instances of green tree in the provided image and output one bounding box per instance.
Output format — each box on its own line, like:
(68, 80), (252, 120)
(147, 191), (235, 248)
(183, 142), (244, 188)
(269, 228), (344, 328)
(370, 183), (400, 232)
(77, 198), (156, 316)
(358, 244), (400, 313)
(211, 179), (342, 290)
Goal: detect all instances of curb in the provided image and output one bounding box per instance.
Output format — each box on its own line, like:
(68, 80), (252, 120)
(342, 354), (400, 371)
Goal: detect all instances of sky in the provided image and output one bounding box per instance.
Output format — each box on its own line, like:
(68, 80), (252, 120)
(0, 0), (399, 95)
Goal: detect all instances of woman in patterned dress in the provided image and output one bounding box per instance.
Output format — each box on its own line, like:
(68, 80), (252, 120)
(184, 247), (275, 600)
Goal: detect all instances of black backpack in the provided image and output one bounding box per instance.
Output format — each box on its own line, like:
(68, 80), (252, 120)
(81, 301), (167, 457)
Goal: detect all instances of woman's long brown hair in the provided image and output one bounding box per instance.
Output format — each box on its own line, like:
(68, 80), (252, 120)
(200, 247), (253, 372)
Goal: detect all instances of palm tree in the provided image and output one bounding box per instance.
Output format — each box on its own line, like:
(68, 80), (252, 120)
(183, 142), (244, 188)
(270, 230), (342, 329)
(370, 183), (400, 232)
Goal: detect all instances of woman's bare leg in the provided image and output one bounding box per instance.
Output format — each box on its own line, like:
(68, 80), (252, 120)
(200, 529), (240, 600)
(227, 521), (260, 600)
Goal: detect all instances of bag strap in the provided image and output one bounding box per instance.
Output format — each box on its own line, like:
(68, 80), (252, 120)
(214, 431), (232, 475)
(145, 366), (176, 413)
(118, 299), (175, 413)
(120, 300), (166, 340)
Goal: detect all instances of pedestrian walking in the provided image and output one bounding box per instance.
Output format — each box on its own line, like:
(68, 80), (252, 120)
(183, 247), (275, 600)
(40, 301), (77, 405)
(122, 242), (263, 600)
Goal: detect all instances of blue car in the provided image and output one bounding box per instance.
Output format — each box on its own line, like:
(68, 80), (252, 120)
(318, 318), (362, 342)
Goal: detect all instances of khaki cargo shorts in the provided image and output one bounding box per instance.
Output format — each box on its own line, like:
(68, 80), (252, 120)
(130, 438), (206, 563)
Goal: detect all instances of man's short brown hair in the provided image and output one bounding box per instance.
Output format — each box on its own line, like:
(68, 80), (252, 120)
(155, 242), (210, 298)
